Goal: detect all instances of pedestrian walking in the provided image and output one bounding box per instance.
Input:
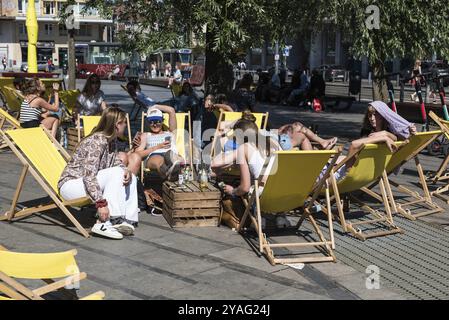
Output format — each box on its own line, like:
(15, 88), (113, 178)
(2, 56), (7, 71)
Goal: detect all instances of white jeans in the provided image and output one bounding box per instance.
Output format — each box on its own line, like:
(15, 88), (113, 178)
(60, 167), (139, 223)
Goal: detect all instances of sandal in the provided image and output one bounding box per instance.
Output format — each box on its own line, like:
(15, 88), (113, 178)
(324, 137), (338, 150)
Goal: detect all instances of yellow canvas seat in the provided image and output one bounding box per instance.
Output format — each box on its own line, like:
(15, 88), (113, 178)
(0, 85), (23, 112)
(322, 143), (404, 241)
(210, 110), (270, 160)
(58, 89), (80, 117)
(238, 150), (340, 265)
(0, 246), (105, 300)
(0, 127), (91, 238)
(364, 131), (443, 220)
(77, 114), (132, 149)
(140, 111), (193, 183)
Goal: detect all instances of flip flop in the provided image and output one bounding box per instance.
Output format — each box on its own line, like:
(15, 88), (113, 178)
(324, 137), (338, 150)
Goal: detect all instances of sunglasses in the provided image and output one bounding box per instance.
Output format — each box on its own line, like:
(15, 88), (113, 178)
(148, 120), (162, 126)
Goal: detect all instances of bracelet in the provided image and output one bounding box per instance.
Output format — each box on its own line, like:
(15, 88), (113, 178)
(95, 199), (108, 209)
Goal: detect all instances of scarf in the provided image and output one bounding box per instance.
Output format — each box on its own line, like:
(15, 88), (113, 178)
(370, 101), (413, 140)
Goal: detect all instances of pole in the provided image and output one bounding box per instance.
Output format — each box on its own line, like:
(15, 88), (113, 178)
(26, 0), (38, 73)
(275, 41), (279, 75)
(68, 29), (76, 90)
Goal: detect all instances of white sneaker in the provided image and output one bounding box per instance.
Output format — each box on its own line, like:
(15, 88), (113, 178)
(112, 222), (135, 236)
(91, 222), (123, 240)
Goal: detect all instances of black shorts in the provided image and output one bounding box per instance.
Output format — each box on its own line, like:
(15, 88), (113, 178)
(21, 120), (41, 128)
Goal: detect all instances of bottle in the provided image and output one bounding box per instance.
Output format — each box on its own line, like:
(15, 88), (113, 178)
(178, 164), (185, 187)
(189, 165), (195, 181)
(199, 167), (209, 191)
(184, 165), (190, 183)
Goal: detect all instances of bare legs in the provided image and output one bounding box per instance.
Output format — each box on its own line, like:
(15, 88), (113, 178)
(41, 117), (59, 138)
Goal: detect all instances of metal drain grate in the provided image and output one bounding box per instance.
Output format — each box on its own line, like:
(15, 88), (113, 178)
(317, 215), (449, 300)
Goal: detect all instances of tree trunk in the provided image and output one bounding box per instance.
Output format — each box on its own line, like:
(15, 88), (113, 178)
(68, 30), (76, 90)
(372, 61), (389, 102)
(205, 27), (234, 95)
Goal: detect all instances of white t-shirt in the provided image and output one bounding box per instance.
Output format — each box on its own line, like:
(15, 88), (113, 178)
(145, 132), (178, 155)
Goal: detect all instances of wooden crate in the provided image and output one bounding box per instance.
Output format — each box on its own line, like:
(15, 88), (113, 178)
(66, 127), (82, 154)
(162, 181), (222, 228)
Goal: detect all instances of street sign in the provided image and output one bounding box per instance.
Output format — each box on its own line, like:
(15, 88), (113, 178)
(283, 48), (290, 57)
(275, 54), (280, 61)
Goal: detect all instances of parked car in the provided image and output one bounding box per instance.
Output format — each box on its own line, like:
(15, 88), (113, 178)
(317, 65), (346, 82)
(20, 61), (49, 72)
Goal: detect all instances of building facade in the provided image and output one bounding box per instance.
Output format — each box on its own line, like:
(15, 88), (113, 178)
(0, 0), (114, 69)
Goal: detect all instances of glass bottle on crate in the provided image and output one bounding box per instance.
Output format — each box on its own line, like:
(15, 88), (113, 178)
(184, 164), (190, 183)
(199, 166), (209, 191)
(178, 164), (185, 187)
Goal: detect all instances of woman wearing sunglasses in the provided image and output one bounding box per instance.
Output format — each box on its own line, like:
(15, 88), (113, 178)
(132, 106), (184, 180)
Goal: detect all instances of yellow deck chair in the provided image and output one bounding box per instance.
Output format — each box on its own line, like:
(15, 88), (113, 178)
(59, 89), (80, 117)
(237, 150), (340, 265)
(363, 131), (443, 220)
(0, 246), (105, 300)
(210, 111), (269, 158)
(0, 84), (23, 112)
(0, 108), (22, 150)
(426, 111), (449, 203)
(140, 111), (193, 182)
(322, 143), (404, 241)
(77, 114), (132, 149)
(0, 127), (91, 238)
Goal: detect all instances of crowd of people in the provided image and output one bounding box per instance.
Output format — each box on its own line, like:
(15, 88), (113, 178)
(10, 72), (417, 240)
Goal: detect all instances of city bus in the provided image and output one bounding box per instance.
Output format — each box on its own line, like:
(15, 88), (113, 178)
(75, 43), (130, 79)
(147, 48), (193, 77)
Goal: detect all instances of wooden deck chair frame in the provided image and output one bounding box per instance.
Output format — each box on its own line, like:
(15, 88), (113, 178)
(0, 108), (22, 150)
(140, 111), (194, 183)
(0, 245), (105, 300)
(210, 110), (270, 158)
(362, 131), (443, 220)
(321, 143), (404, 241)
(77, 114), (132, 149)
(0, 127), (91, 238)
(426, 111), (449, 202)
(237, 149), (341, 265)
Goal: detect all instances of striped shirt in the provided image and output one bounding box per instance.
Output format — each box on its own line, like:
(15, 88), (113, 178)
(19, 98), (42, 124)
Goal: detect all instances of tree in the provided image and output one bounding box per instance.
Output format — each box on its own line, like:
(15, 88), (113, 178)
(294, 0), (449, 101)
(82, 0), (288, 94)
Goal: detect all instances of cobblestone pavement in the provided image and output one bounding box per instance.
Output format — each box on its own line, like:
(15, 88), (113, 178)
(1, 80), (448, 300)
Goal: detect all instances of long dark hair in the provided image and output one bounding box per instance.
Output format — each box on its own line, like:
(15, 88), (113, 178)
(361, 105), (388, 136)
(82, 74), (101, 98)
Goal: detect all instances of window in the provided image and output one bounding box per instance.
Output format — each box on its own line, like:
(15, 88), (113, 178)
(59, 24), (67, 36)
(19, 23), (26, 35)
(18, 0), (24, 13)
(44, 24), (53, 35)
(44, 1), (56, 15)
(76, 25), (92, 37)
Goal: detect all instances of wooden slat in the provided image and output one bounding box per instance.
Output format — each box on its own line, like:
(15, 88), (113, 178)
(163, 195), (220, 210)
(169, 208), (221, 218)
